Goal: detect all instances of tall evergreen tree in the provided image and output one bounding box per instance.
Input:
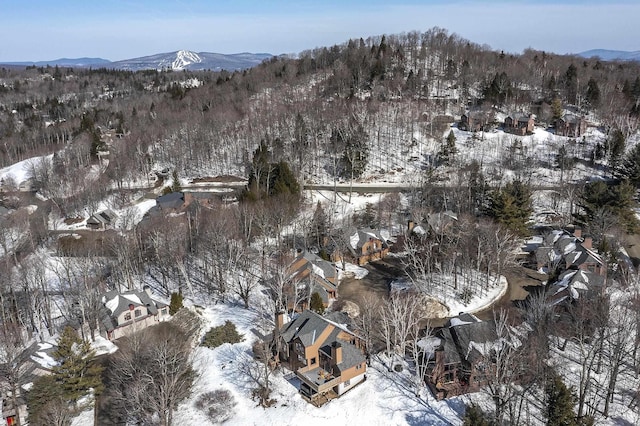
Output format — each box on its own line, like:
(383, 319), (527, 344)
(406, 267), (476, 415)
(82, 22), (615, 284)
(310, 292), (325, 314)
(606, 129), (626, 172)
(438, 130), (458, 165)
(576, 180), (638, 234)
(620, 142), (640, 187)
(485, 179), (533, 236)
(51, 326), (104, 405)
(170, 169), (182, 193)
(545, 374), (577, 426)
(563, 64), (578, 104)
(463, 403), (490, 426)
(585, 78), (600, 109)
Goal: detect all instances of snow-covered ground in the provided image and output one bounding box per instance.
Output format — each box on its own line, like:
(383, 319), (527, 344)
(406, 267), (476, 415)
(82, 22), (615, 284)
(172, 302), (468, 426)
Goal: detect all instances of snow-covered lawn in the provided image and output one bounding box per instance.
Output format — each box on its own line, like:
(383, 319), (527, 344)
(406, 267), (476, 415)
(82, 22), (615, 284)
(174, 302), (468, 426)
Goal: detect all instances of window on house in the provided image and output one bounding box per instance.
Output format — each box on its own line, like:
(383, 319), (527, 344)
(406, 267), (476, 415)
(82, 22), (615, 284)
(134, 309), (142, 318)
(444, 364), (456, 383)
(124, 312), (131, 321)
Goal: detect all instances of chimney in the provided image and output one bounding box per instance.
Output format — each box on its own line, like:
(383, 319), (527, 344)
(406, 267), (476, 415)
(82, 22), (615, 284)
(275, 311), (285, 330)
(331, 341), (343, 365)
(583, 235), (592, 250)
(143, 285), (152, 297)
(573, 226), (582, 239)
(407, 220), (415, 234)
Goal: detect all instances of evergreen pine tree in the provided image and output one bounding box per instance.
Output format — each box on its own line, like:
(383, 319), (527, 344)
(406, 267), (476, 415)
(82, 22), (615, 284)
(170, 169), (182, 193)
(606, 129), (626, 172)
(551, 98), (563, 121)
(52, 326), (104, 405)
(620, 143), (640, 187)
(26, 375), (70, 426)
(485, 179), (533, 236)
(310, 292), (325, 314)
(545, 374), (578, 426)
(310, 201), (329, 249)
(169, 292), (183, 315)
(438, 130), (458, 165)
(585, 78), (600, 109)
(463, 403), (490, 426)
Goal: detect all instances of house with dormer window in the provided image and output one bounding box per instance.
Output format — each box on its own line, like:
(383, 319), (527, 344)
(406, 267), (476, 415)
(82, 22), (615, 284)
(269, 310), (367, 405)
(99, 286), (169, 340)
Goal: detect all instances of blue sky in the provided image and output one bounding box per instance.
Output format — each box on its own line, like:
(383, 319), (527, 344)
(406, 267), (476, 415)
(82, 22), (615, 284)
(1, 0), (638, 61)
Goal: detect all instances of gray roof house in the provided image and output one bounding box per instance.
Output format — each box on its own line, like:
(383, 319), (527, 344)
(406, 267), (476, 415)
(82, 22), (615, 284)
(87, 209), (118, 229)
(337, 227), (391, 266)
(99, 286), (169, 340)
(156, 191), (185, 210)
(269, 310), (367, 405)
(287, 251), (339, 309)
(427, 313), (501, 399)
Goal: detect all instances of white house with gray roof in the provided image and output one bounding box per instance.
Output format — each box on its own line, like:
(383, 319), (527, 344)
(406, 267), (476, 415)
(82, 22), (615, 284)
(99, 287), (169, 340)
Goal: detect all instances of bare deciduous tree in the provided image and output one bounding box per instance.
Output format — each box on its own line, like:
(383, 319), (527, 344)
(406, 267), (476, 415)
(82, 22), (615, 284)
(107, 313), (201, 426)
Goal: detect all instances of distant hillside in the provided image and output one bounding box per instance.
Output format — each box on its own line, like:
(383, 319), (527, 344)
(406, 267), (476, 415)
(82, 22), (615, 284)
(0, 50), (272, 71)
(1, 57), (111, 67)
(578, 49), (640, 62)
(110, 50), (272, 71)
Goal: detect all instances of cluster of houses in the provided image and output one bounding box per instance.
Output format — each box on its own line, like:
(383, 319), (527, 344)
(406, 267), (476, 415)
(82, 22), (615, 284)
(459, 109), (588, 137)
(423, 226), (607, 399)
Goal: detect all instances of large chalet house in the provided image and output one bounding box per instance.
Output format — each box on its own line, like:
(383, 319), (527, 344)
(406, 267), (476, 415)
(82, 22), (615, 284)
(459, 110), (493, 132)
(269, 310), (367, 405)
(333, 227), (390, 266)
(287, 250), (339, 310)
(426, 314), (500, 399)
(546, 268), (606, 306)
(534, 228), (606, 277)
(555, 114), (587, 138)
(99, 287), (169, 340)
(504, 113), (535, 135)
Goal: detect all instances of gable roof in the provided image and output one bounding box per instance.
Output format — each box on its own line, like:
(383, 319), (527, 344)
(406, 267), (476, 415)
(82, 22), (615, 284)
(537, 230), (604, 270)
(277, 310), (364, 369)
(88, 209), (118, 225)
(438, 314), (499, 365)
(345, 227), (389, 252)
(156, 191), (185, 209)
(99, 288), (167, 332)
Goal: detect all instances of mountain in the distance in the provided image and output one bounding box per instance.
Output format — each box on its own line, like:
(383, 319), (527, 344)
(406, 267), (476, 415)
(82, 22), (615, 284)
(1, 57), (111, 67)
(578, 49), (640, 62)
(0, 50), (272, 71)
(110, 50), (273, 71)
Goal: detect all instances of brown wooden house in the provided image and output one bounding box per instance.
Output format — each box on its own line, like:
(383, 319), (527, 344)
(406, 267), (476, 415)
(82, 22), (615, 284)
(504, 114), (535, 135)
(287, 251), (339, 310)
(270, 310), (367, 405)
(555, 115), (587, 137)
(426, 314), (499, 399)
(535, 229), (606, 277)
(460, 111), (491, 132)
(337, 228), (390, 266)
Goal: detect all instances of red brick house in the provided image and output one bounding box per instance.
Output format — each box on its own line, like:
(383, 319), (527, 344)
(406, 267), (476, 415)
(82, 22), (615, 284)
(460, 111), (491, 132)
